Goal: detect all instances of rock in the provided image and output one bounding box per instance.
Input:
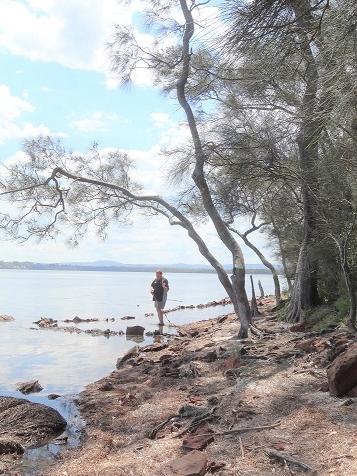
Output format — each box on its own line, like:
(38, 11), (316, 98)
(207, 462), (225, 473)
(16, 380), (43, 394)
(121, 316), (136, 320)
(290, 322), (306, 332)
(217, 315), (228, 323)
(294, 339), (316, 353)
(64, 316), (99, 323)
(170, 450), (207, 476)
(207, 396), (220, 406)
(0, 439), (24, 455)
(141, 343), (168, 353)
(98, 382), (114, 391)
(52, 434), (68, 445)
(189, 330), (199, 338)
(126, 325), (145, 336)
(0, 315), (15, 322)
(204, 350), (217, 362)
(0, 396), (66, 446)
(327, 342), (357, 396)
(48, 394), (60, 400)
(347, 386), (357, 397)
(116, 345), (140, 369)
(182, 433), (214, 451)
(339, 398), (354, 407)
(34, 317), (58, 328)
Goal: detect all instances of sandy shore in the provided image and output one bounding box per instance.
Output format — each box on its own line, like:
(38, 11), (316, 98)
(44, 297), (357, 476)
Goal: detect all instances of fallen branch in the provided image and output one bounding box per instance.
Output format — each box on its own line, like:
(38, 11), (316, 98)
(149, 414), (179, 439)
(173, 412), (218, 438)
(265, 448), (317, 474)
(195, 420), (281, 437)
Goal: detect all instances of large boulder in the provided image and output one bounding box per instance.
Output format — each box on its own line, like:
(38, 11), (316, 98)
(327, 343), (357, 397)
(0, 396), (67, 446)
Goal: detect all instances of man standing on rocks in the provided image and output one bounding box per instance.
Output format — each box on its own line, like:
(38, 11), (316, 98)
(150, 270), (169, 326)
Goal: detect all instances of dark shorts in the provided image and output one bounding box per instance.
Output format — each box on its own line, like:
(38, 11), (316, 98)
(154, 296), (167, 310)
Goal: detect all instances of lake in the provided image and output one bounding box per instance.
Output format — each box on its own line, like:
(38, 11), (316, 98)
(0, 269), (278, 396)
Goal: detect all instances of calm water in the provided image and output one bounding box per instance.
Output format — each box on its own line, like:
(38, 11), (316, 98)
(0, 269), (277, 396)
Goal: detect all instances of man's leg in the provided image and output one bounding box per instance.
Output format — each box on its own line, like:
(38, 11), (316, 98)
(158, 307), (164, 326)
(155, 301), (164, 325)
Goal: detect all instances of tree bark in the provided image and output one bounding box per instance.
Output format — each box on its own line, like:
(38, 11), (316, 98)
(250, 275), (259, 317)
(258, 280), (264, 298)
(229, 226), (281, 303)
(273, 226), (293, 294)
(177, 0), (251, 337)
(286, 0), (321, 322)
(331, 236), (357, 330)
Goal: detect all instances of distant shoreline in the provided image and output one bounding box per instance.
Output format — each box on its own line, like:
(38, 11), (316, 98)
(0, 264), (275, 274)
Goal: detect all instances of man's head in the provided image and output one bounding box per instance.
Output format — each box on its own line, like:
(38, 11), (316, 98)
(156, 270), (163, 279)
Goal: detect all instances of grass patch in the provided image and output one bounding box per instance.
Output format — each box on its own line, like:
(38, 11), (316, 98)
(306, 298), (349, 332)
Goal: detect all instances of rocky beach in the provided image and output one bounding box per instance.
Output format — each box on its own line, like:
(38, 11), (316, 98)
(10, 296), (354, 476)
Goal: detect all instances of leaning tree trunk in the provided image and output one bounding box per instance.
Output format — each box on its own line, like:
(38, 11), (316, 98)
(177, 0), (251, 337)
(258, 280), (265, 298)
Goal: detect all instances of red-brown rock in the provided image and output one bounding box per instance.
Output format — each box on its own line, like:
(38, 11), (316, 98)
(294, 339), (315, 353)
(170, 450), (207, 475)
(327, 342), (357, 397)
(182, 433), (214, 451)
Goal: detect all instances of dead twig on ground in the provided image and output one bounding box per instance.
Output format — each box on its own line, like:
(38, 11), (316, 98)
(194, 420), (281, 437)
(265, 448), (317, 474)
(149, 414), (179, 439)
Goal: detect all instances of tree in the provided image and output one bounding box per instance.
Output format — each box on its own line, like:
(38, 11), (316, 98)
(0, 0), (262, 337)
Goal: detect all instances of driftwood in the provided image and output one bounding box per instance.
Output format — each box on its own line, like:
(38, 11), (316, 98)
(265, 448), (317, 474)
(173, 407), (218, 438)
(149, 414), (179, 439)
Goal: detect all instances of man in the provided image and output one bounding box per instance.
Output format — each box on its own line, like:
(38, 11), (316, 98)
(150, 270), (169, 326)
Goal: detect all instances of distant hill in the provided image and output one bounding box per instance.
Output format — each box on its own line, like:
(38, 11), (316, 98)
(0, 260), (279, 274)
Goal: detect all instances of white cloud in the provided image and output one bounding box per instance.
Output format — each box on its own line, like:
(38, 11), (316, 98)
(0, 0), (150, 87)
(69, 111), (121, 133)
(0, 85), (34, 121)
(150, 112), (171, 128)
(0, 122), (66, 144)
(0, 84), (66, 143)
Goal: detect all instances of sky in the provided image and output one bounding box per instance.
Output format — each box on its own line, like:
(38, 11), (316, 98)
(0, 0), (275, 266)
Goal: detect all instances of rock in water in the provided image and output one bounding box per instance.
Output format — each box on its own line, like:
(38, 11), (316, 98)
(327, 342), (357, 396)
(169, 450), (207, 475)
(0, 315), (15, 322)
(16, 379), (43, 394)
(126, 325), (145, 336)
(0, 396), (67, 446)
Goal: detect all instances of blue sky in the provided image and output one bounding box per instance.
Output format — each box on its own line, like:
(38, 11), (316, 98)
(0, 0), (274, 266)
